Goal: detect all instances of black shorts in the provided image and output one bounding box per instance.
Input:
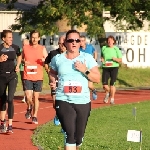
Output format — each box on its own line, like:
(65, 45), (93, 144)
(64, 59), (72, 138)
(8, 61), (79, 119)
(23, 80), (43, 92)
(102, 67), (118, 86)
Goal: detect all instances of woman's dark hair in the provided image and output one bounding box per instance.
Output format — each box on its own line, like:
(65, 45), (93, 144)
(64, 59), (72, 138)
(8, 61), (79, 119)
(30, 30), (40, 38)
(65, 30), (80, 40)
(1, 30), (12, 40)
(107, 35), (116, 44)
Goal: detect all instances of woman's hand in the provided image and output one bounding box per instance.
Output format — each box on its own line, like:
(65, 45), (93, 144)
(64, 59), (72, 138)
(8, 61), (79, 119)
(74, 60), (87, 73)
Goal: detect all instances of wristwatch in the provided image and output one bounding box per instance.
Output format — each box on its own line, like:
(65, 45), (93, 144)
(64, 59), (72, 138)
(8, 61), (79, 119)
(84, 70), (90, 76)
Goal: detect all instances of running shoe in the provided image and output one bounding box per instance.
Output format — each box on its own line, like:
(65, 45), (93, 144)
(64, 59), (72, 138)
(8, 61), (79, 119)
(0, 119), (7, 133)
(32, 117), (38, 124)
(7, 125), (13, 133)
(103, 93), (110, 103)
(54, 116), (60, 126)
(25, 107), (32, 119)
(110, 98), (115, 104)
(21, 96), (26, 103)
(92, 89), (97, 100)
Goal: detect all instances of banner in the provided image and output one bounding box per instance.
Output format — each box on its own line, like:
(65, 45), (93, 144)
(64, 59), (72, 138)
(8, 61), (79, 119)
(106, 32), (150, 67)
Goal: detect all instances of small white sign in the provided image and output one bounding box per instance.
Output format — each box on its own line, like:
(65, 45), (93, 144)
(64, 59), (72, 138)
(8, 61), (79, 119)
(27, 72), (37, 74)
(27, 66), (37, 69)
(127, 130), (142, 142)
(27, 65), (37, 74)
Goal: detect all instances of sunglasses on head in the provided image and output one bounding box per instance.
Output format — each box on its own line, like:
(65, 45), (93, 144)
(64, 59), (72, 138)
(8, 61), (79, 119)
(66, 39), (80, 43)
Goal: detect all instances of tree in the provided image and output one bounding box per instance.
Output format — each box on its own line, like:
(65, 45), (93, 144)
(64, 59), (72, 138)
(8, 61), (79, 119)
(10, 0), (105, 38)
(107, 0), (150, 31)
(1, 0), (150, 45)
(11, 0), (64, 36)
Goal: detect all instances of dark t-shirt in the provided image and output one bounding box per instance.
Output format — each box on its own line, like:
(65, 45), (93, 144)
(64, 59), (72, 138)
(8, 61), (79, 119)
(0, 44), (21, 74)
(44, 48), (61, 64)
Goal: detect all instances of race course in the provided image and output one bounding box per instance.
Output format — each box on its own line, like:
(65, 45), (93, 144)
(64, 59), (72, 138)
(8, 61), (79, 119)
(0, 89), (150, 150)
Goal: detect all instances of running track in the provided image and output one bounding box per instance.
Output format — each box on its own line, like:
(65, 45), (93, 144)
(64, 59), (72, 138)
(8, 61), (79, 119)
(0, 90), (150, 150)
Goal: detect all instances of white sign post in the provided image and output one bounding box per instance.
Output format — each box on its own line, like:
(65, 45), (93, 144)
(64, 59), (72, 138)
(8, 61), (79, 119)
(127, 130), (142, 150)
(132, 107), (137, 121)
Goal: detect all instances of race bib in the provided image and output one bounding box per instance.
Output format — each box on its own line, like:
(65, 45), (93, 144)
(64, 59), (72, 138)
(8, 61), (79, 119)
(105, 61), (113, 67)
(27, 66), (37, 74)
(64, 81), (82, 95)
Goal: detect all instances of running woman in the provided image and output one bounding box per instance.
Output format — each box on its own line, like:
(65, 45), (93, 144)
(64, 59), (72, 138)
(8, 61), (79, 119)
(49, 30), (100, 150)
(0, 30), (21, 133)
(101, 35), (122, 104)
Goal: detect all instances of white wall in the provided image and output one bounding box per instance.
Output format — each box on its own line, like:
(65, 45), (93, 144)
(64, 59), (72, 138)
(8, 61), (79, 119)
(0, 11), (21, 32)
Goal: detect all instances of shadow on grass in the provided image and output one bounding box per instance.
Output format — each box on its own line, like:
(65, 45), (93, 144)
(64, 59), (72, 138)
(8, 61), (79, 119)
(116, 78), (132, 87)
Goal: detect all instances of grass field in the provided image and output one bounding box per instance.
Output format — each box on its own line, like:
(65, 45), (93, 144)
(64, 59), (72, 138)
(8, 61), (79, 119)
(16, 67), (150, 92)
(32, 101), (150, 150)
(30, 67), (150, 149)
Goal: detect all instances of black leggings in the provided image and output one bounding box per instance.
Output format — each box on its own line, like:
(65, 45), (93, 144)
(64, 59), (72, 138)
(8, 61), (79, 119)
(0, 73), (18, 119)
(102, 67), (119, 86)
(55, 100), (91, 146)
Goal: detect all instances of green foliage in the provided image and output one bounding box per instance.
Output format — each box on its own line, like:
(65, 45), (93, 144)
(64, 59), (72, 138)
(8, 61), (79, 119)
(1, 0), (150, 37)
(32, 101), (150, 149)
(11, 0), (64, 35)
(108, 0), (150, 31)
(0, 0), (9, 3)
(9, 0), (105, 37)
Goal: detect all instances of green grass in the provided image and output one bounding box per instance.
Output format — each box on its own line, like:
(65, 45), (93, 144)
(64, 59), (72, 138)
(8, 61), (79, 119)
(16, 67), (150, 92)
(94, 67), (150, 89)
(32, 101), (150, 150)
(116, 67), (150, 87)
